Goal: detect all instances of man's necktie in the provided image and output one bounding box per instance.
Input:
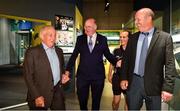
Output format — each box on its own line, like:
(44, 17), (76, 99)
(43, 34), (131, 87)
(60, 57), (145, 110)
(138, 32), (149, 76)
(88, 37), (93, 53)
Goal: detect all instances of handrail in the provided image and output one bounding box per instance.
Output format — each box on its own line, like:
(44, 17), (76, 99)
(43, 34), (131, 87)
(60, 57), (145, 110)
(0, 102), (27, 110)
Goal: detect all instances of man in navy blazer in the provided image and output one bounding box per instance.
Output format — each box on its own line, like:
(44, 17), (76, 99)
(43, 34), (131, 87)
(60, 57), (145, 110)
(120, 8), (177, 110)
(65, 18), (118, 110)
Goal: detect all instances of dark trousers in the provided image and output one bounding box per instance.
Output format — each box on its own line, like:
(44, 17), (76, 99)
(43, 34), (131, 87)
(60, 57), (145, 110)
(126, 74), (161, 110)
(28, 84), (65, 110)
(76, 78), (104, 110)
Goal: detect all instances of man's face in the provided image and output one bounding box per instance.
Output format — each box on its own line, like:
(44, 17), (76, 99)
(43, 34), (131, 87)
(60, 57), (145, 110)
(135, 11), (149, 32)
(84, 19), (96, 36)
(120, 32), (129, 46)
(41, 28), (56, 48)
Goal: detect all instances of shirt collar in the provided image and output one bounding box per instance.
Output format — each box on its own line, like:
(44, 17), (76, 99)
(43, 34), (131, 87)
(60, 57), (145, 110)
(88, 33), (97, 38)
(142, 27), (155, 35)
(42, 42), (55, 51)
(148, 27), (155, 35)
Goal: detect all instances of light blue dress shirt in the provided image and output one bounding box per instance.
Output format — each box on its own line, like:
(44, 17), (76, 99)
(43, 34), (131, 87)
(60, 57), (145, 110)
(42, 43), (60, 86)
(134, 28), (155, 74)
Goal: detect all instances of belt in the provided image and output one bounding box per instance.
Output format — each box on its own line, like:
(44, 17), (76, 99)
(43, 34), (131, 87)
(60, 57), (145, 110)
(133, 73), (144, 78)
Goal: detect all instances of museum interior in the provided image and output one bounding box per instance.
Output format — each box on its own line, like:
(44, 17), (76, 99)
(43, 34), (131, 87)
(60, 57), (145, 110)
(0, 0), (180, 110)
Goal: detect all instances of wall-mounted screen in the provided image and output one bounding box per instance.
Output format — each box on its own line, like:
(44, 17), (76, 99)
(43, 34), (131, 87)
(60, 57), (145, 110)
(55, 15), (74, 47)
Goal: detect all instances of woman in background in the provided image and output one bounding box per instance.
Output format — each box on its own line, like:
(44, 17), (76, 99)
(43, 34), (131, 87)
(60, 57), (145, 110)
(108, 30), (130, 110)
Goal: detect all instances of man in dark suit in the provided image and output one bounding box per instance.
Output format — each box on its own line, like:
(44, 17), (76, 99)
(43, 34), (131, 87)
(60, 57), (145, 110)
(65, 18), (118, 110)
(120, 8), (177, 110)
(23, 26), (70, 110)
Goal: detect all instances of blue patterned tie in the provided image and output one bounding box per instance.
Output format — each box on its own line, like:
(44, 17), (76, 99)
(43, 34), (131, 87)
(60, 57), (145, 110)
(88, 37), (93, 53)
(138, 32), (149, 76)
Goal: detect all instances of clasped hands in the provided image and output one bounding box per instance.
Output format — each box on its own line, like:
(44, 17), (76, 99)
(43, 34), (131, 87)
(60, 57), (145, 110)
(62, 71), (70, 84)
(35, 96), (45, 107)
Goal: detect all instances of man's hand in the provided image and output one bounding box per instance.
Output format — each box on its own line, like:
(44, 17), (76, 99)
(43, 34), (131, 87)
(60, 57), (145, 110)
(62, 71), (70, 84)
(120, 80), (128, 90)
(35, 96), (45, 107)
(161, 91), (173, 102)
(116, 60), (122, 68)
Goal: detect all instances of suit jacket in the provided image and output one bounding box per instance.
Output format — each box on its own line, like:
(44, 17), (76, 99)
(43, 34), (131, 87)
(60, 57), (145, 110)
(121, 29), (177, 96)
(23, 44), (65, 108)
(66, 33), (116, 80)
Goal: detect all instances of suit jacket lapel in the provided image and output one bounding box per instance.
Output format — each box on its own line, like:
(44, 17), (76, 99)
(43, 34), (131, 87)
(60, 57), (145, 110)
(147, 29), (160, 56)
(132, 32), (140, 59)
(85, 35), (89, 50)
(39, 45), (53, 77)
(93, 34), (100, 51)
(40, 45), (51, 67)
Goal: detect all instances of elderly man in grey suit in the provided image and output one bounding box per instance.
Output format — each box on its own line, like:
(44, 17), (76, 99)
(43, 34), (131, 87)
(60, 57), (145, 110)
(120, 8), (177, 110)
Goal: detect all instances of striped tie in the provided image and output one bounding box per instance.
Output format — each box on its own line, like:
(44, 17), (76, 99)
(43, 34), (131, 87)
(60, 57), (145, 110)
(88, 37), (93, 53)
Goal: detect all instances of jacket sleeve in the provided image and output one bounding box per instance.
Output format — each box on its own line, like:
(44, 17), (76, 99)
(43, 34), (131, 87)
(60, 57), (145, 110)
(120, 37), (132, 81)
(59, 48), (65, 74)
(66, 36), (80, 72)
(162, 35), (177, 93)
(103, 37), (117, 65)
(23, 48), (40, 100)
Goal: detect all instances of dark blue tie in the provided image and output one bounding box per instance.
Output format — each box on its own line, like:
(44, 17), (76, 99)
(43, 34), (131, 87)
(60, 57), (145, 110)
(88, 37), (93, 53)
(138, 32), (149, 76)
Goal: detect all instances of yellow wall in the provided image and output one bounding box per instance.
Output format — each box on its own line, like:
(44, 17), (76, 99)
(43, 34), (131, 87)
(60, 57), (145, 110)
(75, 6), (83, 74)
(0, 14), (51, 25)
(75, 6), (83, 30)
(31, 25), (44, 46)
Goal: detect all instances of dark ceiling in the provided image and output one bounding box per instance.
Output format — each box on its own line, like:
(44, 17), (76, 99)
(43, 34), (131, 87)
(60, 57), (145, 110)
(81, 0), (169, 30)
(133, 0), (169, 11)
(83, 0), (131, 2)
(83, 0), (169, 11)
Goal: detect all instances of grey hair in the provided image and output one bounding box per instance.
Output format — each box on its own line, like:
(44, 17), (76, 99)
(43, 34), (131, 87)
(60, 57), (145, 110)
(39, 25), (55, 39)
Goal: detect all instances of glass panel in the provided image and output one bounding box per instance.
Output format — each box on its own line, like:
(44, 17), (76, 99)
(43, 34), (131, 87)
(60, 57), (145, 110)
(172, 0), (180, 35)
(16, 31), (30, 64)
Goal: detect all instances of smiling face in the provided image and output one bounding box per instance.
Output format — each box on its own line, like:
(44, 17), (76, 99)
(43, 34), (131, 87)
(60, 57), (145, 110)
(135, 8), (154, 32)
(120, 31), (129, 46)
(84, 18), (97, 36)
(40, 26), (56, 48)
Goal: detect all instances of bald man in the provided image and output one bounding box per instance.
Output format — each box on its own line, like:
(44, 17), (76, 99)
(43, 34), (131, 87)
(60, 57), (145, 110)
(65, 18), (117, 110)
(120, 8), (177, 110)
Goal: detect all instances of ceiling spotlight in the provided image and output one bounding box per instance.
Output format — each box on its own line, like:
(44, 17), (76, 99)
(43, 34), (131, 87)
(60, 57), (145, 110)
(104, 0), (110, 13)
(105, 2), (110, 7)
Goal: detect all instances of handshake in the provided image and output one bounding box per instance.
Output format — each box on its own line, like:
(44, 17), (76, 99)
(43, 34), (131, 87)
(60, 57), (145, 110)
(61, 71), (70, 84)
